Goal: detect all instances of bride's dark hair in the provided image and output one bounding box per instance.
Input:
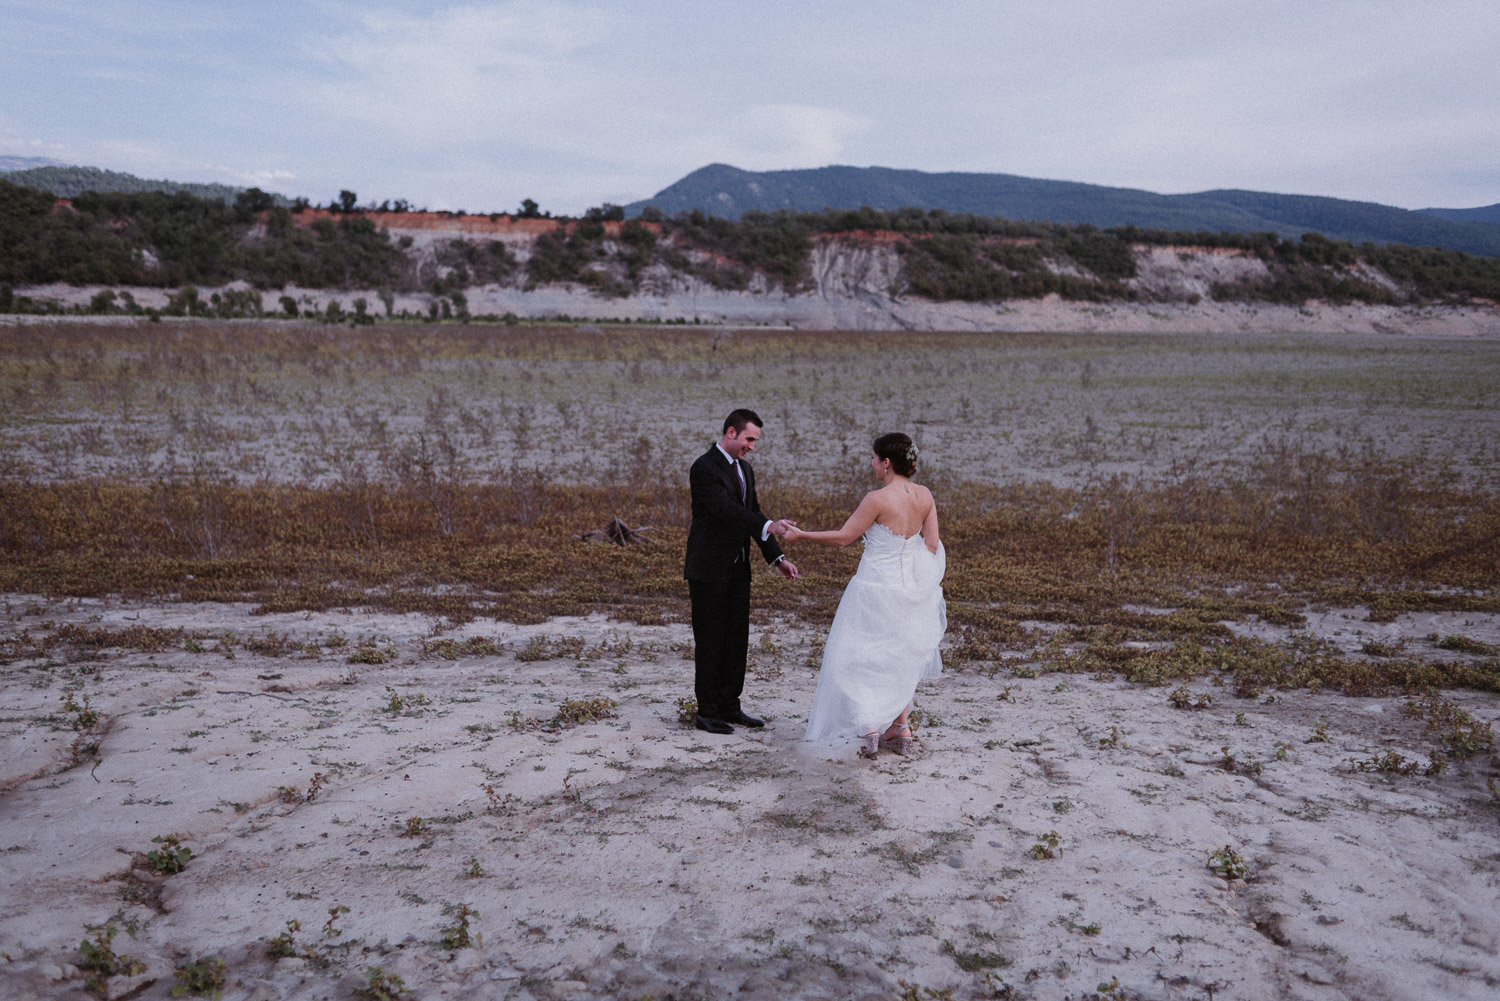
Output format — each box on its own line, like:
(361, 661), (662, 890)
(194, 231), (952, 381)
(873, 432), (917, 477)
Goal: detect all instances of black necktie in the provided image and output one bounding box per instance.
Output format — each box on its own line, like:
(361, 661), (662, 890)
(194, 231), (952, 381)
(733, 461), (746, 501)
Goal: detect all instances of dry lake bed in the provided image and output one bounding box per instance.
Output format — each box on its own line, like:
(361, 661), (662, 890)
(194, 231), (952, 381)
(1, 321), (1497, 1001)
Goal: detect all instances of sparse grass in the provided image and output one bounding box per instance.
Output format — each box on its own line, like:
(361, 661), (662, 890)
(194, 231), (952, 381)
(1058, 915), (1103, 936)
(1, 323), (1496, 705)
(1349, 749), (1441, 776)
(1403, 693), (1496, 760)
(517, 634), (587, 662)
(550, 697), (618, 727)
(145, 833), (191, 874)
(874, 839), (943, 875)
(1027, 830), (1062, 860)
(349, 643), (392, 665)
(171, 956), (227, 998)
(1436, 634), (1498, 656)
(1168, 686), (1213, 709)
(1207, 845), (1250, 880)
(60, 690), (98, 730)
(322, 904), (350, 937)
(77, 923), (147, 994)
(265, 919), (302, 959)
(438, 903), (479, 950)
(1097, 725), (1127, 748)
(941, 938), (1012, 971)
(424, 636), (504, 659)
(482, 784), (519, 813)
(3, 475), (1495, 669)
(383, 687), (430, 714)
(357, 966), (408, 1001)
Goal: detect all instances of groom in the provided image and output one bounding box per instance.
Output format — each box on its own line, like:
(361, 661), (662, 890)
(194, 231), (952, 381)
(684, 409), (798, 734)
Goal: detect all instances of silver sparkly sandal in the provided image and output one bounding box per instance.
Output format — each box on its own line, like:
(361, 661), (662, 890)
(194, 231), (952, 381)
(879, 723), (913, 756)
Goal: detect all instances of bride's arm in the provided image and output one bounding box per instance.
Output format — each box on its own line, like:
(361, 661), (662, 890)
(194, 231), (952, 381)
(785, 493), (880, 547)
(923, 495), (940, 554)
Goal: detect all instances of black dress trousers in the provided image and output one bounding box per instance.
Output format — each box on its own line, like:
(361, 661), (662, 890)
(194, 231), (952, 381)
(688, 568), (752, 718)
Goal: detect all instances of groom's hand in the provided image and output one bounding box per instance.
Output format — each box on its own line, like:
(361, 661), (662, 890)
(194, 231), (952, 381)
(776, 559), (799, 580)
(768, 519), (797, 537)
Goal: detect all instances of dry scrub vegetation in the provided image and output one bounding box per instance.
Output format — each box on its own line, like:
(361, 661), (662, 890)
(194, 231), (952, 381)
(3, 321), (1497, 696)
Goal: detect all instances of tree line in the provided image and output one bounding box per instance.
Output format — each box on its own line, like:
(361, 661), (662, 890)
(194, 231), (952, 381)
(4, 177), (1500, 313)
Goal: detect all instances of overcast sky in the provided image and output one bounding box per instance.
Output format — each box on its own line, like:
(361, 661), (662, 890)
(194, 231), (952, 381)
(2, 1), (1497, 214)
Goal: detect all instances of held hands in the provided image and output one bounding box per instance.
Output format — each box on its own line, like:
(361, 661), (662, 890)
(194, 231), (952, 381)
(768, 518), (798, 538)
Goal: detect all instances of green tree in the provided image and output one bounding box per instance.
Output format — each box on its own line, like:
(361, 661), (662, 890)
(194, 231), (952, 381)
(338, 190), (358, 213)
(233, 187), (276, 223)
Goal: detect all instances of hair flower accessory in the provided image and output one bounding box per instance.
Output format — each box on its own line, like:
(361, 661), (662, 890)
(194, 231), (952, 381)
(906, 444), (919, 463)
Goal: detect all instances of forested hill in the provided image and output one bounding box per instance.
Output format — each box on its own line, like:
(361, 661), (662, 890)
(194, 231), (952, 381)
(0, 155), (66, 172)
(1420, 204), (1500, 225)
(1, 165), (287, 206)
(626, 164), (1500, 258)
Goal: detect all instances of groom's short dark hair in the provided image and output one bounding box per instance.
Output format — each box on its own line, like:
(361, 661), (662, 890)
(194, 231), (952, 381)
(723, 409), (763, 434)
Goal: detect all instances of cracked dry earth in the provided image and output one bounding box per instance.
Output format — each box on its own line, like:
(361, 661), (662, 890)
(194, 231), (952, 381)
(1, 597), (1498, 1001)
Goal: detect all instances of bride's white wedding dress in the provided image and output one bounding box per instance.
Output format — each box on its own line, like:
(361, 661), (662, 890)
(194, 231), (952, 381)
(803, 521), (946, 747)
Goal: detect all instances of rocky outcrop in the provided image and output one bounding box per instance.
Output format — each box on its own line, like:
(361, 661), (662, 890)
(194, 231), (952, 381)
(11, 221), (1500, 335)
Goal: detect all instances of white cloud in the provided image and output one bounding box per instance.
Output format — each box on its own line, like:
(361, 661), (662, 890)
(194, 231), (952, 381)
(6, 1), (1498, 213)
(308, 2), (619, 149)
(203, 165), (299, 187)
(716, 105), (871, 170)
(295, 2), (873, 205)
(892, 4), (1500, 207)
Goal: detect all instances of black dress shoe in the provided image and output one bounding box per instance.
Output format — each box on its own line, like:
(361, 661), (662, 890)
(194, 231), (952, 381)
(721, 710), (764, 728)
(695, 715), (734, 734)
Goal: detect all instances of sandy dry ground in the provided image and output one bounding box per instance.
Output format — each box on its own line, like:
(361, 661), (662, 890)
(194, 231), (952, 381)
(2, 593), (1497, 1001)
(12, 281), (1500, 337)
(6, 322), (1499, 494)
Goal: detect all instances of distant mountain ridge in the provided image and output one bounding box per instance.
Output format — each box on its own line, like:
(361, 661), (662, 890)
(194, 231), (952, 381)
(0, 155), (67, 172)
(2, 164), (288, 206)
(626, 164), (1500, 257)
(1420, 204), (1500, 225)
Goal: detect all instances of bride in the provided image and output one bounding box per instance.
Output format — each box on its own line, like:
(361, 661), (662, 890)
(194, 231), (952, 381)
(783, 433), (946, 759)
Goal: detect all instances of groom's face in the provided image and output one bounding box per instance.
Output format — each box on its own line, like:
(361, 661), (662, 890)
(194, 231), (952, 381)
(722, 423), (762, 460)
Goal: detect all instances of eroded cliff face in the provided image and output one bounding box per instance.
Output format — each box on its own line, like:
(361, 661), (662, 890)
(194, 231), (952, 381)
(303, 212), (1481, 319)
(13, 218), (1500, 334)
(300, 208), (573, 239)
(806, 236), (903, 298)
(1128, 245), (1271, 301)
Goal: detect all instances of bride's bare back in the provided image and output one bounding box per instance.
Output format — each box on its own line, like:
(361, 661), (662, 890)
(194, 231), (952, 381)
(869, 479), (939, 551)
(787, 477), (940, 554)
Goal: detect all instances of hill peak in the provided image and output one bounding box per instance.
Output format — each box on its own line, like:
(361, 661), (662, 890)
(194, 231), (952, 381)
(627, 164), (1500, 257)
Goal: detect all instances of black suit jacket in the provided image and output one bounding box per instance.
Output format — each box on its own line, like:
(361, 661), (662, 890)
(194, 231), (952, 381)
(684, 446), (785, 580)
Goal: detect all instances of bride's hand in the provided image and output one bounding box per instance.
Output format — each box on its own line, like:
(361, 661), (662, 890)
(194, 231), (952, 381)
(782, 525), (803, 543)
